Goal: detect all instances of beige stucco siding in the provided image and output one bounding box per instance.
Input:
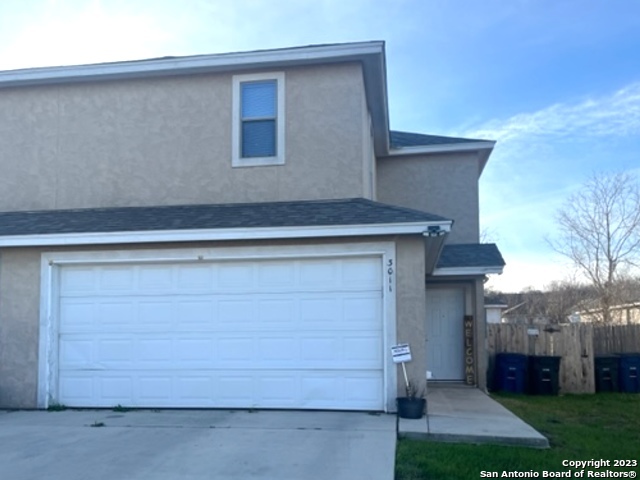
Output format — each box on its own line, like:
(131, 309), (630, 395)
(0, 250), (41, 408)
(395, 237), (427, 395)
(474, 278), (487, 390)
(0, 63), (368, 212)
(377, 152), (481, 244)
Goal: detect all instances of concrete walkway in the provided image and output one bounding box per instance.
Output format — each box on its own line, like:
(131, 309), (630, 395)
(0, 409), (397, 480)
(397, 384), (549, 448)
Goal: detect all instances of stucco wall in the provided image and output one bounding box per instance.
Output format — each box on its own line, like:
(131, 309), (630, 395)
(0, 63), (368, 211)
(0, 250), (41, 408)
(395, 237), (427, 396)
(474, 277), (487, 391)
(377, 152), (480, 244)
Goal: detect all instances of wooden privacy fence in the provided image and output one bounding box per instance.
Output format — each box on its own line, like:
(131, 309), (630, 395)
(593, 325), (640, 355)
(487, 323), (640, 394)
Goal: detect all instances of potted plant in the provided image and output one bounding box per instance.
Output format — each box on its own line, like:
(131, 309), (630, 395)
(396, 380), (426, 419)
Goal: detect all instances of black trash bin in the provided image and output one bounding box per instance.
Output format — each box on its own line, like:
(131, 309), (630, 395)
(594, 356), (620, 392)
(528, 356), (561, 395)
(494, 353), (528, 393)
(617, 353), (640, 393)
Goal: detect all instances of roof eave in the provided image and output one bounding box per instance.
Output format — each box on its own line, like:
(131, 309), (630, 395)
(0, 41), (383, 86)
(0, 219), (453, 247)
(432, 265), (504, 276)
(384, 140), (496, 157)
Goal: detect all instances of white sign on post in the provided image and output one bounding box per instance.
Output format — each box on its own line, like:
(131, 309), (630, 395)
(391, 343), (412, 363)
(391, 343), (412, 391)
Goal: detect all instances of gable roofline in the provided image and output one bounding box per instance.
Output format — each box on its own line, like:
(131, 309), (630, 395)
(432, 243), (505, 276)
(387, 140), (495, 155)
(0, 41), (391, 155)
(384, 130), (496, 175)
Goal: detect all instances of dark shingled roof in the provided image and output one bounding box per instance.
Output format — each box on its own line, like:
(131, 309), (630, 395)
(0, 198), (450, 237)
(390, 130), (490, 149)
(437, 243), (505, 269)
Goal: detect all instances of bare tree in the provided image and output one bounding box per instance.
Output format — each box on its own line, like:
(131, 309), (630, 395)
(550, 172), (640, 323)
(544, 280), (594, 324)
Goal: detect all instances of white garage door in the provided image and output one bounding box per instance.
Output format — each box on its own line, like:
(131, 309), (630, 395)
(57, 256), (384, 410)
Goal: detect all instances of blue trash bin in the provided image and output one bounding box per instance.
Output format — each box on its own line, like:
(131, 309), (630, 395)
(495, 353), (528, 393)
(617, 353), (640, 393)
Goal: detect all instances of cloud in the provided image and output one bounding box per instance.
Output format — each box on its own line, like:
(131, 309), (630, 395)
(465, 81), (640, 144)
(486, 253), (572, 293)
(474, 81), (640, 292)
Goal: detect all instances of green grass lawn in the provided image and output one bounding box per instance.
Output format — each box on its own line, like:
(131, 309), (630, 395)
(396, 393), (640, 480)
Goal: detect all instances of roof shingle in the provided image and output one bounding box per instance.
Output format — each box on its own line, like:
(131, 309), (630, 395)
(437, 243), (505, 269)
(0, 198), (450, 237)
(390, 130), (490, 149)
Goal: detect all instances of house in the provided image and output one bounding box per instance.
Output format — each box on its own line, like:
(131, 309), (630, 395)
(574, 302), (640, 324)
(0, 41), (504, 411)
(485, 303), (509, 324)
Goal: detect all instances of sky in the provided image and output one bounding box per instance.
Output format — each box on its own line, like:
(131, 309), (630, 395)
(1, 0), (639, 292)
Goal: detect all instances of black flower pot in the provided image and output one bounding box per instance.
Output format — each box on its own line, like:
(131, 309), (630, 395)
(396, 397), (426, 419)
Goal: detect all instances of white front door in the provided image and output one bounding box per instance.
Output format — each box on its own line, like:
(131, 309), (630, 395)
(55, 255), (385, 410)
(426, 288), (465, 380)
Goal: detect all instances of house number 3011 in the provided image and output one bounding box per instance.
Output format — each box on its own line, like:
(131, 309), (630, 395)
(387, 259), (394, 292)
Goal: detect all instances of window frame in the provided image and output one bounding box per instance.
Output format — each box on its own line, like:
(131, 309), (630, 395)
(232, 72), (285, 167)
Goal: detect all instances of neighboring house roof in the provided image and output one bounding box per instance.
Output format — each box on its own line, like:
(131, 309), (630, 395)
(0, 198), (452, 247)
(390, 130), (488, 148)
(433, 243), (505, 276)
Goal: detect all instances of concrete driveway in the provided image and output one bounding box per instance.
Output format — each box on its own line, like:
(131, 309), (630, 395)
(0, 409), (396, 480)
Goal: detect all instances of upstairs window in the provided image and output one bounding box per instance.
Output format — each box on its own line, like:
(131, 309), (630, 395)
(232, 72), (285, 167)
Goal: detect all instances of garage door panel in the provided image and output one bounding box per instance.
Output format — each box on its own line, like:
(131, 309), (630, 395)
(258, 262), (296, 287)
(343, 296), (381, 323)
(60, 267), (97, 293)
(176, 376), (214, 403)
(176, 300), (215, 325)
(60, 376), (95, 402)
(60, 339), (94, 366)
(176, 338), (215, 362)
(98, 301), (136, 326)
(259, 375), (298, 405)
(138, 265), (174, 290)
(176, 264), (213, 290)
(100, 266), (136, 291)
(298, 259), (337, 286)
(217, 375), (254, 405)
(218, 263), (253, 287)
(138, 376), (173, 401)
(343, 336), (383, 362)
(59, 301), (94, 331)
(57, 256), (384, 410)
(139, 338), (173, 363)
(258, 337), (295, 361)
(299, 297), (339, 322)
(344, 375), (384, 406)
(342, 258), (382, 286)
(101, 376), (133, 402)
(257, 299), (296, 323)
(218, 299), (255, 323)
(98, 339), (135, 366)
(217, 337), (255, 363)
